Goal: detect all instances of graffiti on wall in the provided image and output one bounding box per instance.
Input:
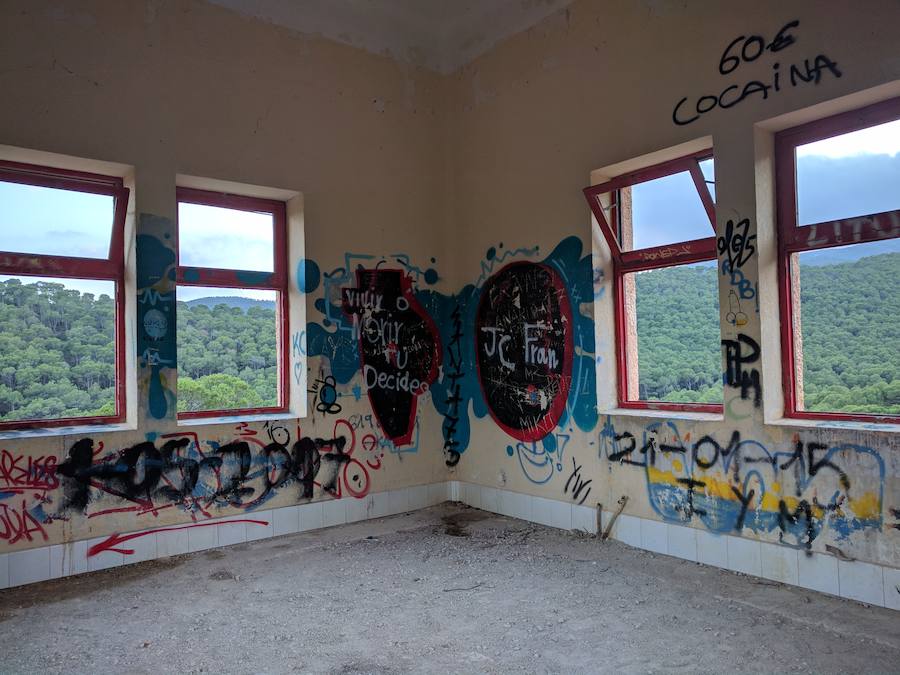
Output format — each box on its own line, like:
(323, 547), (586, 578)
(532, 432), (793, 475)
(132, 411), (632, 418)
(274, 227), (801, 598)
(475, 261), (572, 441)
(599, 416), (886, 550)
(298, 232), (893, 567)
(309, 375), (342, 416)
(305, 237), (598, 468)
(441, 302), (466, 466)
(0, 418), (387, 548)
(564, 457), (593, 506)
(431, 238), (597, 474)
(0, 448), (56, 544)
(722, 333), (761, 409)
(672, 19), (842, 126)
(136, 215), (178, 421)
(342, 268), (441, 445)
(719, 217), (759, 323)
(303, 252), (441, 452)
(3, 223), (896, 565)
(62, 420), (383, 514)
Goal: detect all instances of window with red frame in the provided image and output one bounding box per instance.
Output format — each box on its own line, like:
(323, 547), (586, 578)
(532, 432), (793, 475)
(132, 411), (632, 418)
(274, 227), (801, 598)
(0, 161), (128, 429)
(776, 97), (900, 423)
(176, 188), (288, 418)
(584, 150), (722, 412)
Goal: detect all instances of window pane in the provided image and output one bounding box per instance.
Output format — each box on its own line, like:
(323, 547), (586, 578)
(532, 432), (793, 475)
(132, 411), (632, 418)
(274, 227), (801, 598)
(176, 286), (278, 413)
(0, 276), (116, 422)
(630, 262), (722, 403)
(796, 240), (900, 415)
(627, 169), (712, 250)
(178, 202), (274, 272)
(698, 157), (716, 202)
(796, 117), (900, 226)
(0, 181), (114, 258)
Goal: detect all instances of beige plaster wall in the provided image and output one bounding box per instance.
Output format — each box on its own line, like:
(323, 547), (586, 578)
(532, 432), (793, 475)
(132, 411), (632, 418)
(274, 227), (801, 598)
(444, 0), (900, 568)
(0, 0), (452, 552)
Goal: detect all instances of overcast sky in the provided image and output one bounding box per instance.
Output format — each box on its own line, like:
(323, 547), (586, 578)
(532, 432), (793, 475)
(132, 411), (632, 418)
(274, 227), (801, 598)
(632, 117), (900, 251)
(0, 191), (276, 300)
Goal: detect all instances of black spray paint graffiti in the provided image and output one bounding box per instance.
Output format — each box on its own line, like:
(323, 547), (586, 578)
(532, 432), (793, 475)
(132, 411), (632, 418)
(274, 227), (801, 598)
(310, 375), (342, 415)
(342, 268), (441, 446)
(779, 438), (850, 492)
(717, 218), (756, 272)
(673, 19), (842, 125)
(55, 429), (351, 517)
(563, 457), (592, 506)
(475, 262), (572, 442)
(722, 333), (761, 407)
(605, 429), (687, 468)
(600, 419), (884, 551)
(772, 439), (850, 548)
(441, 302), (464, 467)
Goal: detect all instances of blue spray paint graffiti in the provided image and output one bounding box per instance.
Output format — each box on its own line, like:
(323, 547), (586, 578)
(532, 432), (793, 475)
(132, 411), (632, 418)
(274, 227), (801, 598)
(304, 236), (598, 465)
(136, 216), (177, 420)
(297, 258), (321, 294)
(599, 416), (885, 549)
(506, 431), (572, 485)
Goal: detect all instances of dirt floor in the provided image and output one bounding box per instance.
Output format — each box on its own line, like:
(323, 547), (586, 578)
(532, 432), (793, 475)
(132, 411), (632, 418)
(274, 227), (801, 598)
(1, 503), (899, 674)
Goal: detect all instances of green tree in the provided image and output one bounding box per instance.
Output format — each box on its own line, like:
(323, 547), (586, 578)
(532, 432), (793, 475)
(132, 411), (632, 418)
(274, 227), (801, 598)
(178, 373), (265, 412)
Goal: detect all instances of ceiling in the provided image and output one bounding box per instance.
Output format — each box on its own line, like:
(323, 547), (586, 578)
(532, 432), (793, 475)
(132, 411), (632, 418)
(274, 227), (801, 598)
(205, 0), (576, 73)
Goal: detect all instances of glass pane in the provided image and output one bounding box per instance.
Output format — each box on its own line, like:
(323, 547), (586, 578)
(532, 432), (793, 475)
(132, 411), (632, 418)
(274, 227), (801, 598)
(627, 169), (713, 250)
(796, 117), (900, 225)
(178, 202), (274, 272)
(176, 286), (278, 413)
(0, 275), (116, 422)
(698, 157), (716, 202)
(796, 240), (900, 415)
(631, 262), (722, 403)
(0, 181), (114, 258)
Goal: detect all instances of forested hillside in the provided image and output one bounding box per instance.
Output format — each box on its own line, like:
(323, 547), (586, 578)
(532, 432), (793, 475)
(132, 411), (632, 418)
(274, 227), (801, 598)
(0, 279), (116, 420)
(0, 284), (279, 420)
(0, 252), (896, 422)
(177, 301), (278, 412)
(634, 264), (722, 403)
(634, 252), (899, 413)
(796, 253), (899, 413)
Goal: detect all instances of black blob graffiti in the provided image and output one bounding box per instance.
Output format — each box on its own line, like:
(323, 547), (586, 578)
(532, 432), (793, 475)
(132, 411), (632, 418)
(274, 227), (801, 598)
(475, 261), (572, 442)
(54, 432), (346, 515)
(56, 438), (95, 512)
(342, 268), (441, 446)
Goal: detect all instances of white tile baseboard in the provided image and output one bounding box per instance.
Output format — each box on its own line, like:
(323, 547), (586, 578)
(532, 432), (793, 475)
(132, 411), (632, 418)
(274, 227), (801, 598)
(2, 479), (896, 614)
(0, 482), (450, 591)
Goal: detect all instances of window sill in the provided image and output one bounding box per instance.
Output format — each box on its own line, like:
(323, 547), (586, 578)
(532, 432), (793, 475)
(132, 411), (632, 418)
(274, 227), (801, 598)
(765, 416), (900, 434)
(177, 411), (301, 427)
(0, 421), (136, 441)
(602, 407), (724, 422)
